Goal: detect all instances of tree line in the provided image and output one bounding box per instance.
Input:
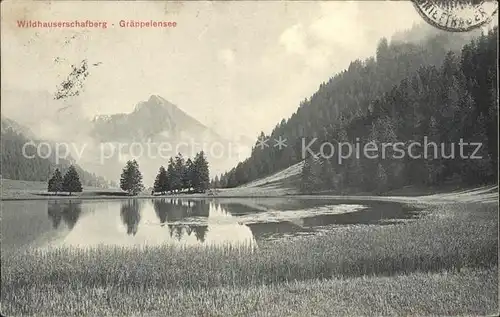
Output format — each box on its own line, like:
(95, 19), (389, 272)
(152, 151), (210, 194)
(215, 26), (497, 193)
(118, 151), (210, 195)
(46, 151), (210, 196)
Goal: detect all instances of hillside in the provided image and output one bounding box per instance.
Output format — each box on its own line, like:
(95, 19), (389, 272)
(1, 116), (36, 139)
(0, 117), (110, 188)
(218, 25), (498, 194)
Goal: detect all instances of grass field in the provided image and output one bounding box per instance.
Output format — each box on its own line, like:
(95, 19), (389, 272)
(0, 178), (121, 200)
(2, 268), (496, 316)
(1, 199), (498, 316)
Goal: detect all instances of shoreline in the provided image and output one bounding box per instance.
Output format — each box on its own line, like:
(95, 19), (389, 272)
(1, 186), (497, 205)
(2, 177), (497, 203)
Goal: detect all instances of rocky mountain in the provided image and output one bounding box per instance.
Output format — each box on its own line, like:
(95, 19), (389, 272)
(91, 95), (219, 143)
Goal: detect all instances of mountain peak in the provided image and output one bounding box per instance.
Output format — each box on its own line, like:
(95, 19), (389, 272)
(148, 94), (167, 103)
(134, 95), (175, 113)
(91, 95), (219, 144)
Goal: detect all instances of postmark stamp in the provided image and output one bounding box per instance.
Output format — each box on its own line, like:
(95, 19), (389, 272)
(412, 0), (498, 32)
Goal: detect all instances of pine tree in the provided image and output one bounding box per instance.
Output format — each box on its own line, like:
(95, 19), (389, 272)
(120, 160), (144, 195)
(153, 166), (168, 194)
(192, 151), (210, 193)
(183, 158), (194, 192)
(300, 154), (321, 193)
(48, 168), (63, 194)
(319, 157), (334, 191)
(166, 158), (177, 193)
(62, 165), (83, 195)
(173, 153), (185, 192)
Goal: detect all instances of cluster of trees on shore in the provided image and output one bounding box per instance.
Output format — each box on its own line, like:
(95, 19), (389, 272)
(215, 26), (497, 193)
(152, 152), (210, 194)
(47, 166), (83, 195)
(46, 151), (210, 196)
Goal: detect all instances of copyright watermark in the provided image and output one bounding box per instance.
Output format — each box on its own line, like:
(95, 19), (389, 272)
(302, 137), (483, 163)
(21, 138), (244, 164)
(20, 136), (484, 165)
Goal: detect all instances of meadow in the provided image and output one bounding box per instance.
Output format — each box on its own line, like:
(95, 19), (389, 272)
(1, 200), (498, 316)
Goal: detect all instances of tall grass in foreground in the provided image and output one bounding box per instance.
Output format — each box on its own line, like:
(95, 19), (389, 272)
(2, 268), (498, 316)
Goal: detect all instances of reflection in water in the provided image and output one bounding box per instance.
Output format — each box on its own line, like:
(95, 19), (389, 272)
(47, 200), (83, 230)
(153, 199), (168, 225)
(190, 200), (209, 243)
(153, 199), (210, 243)
(193, 226), (208, 243)
(120, 199), (141, 236)
(33, 198), (419, 249)
(47, 202), (63, 229)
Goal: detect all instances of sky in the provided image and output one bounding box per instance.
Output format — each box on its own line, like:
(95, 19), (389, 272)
(1, 1), (443, 139)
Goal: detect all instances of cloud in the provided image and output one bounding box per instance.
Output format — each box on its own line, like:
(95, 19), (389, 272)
(278, 2), (368, 69)
(277, 1), (424, 72)
(279, 23), (307, 55)
(310, 2), (366, 49)
(217, 48), (235, 65)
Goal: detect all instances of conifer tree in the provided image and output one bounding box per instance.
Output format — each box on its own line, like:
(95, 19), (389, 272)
(183, 158), (194, 192)
(120, 160), (144, 195)
(173, 153), (185, 192)
(166, 158), (177, 193)
(48, 168), (63, 194)
(153, 166), (168, 194)
(62, 165), (83, 195)
(300, 154), (321, 193)
(192, 151), (210, 193)
(213, 175), (220, 188)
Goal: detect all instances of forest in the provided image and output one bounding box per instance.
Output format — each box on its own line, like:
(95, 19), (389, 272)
(216, 27), (498, 193)
(0, 127), (110, 188)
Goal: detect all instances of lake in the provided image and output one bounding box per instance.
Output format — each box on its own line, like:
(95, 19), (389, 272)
(0, 198), (419, 250)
